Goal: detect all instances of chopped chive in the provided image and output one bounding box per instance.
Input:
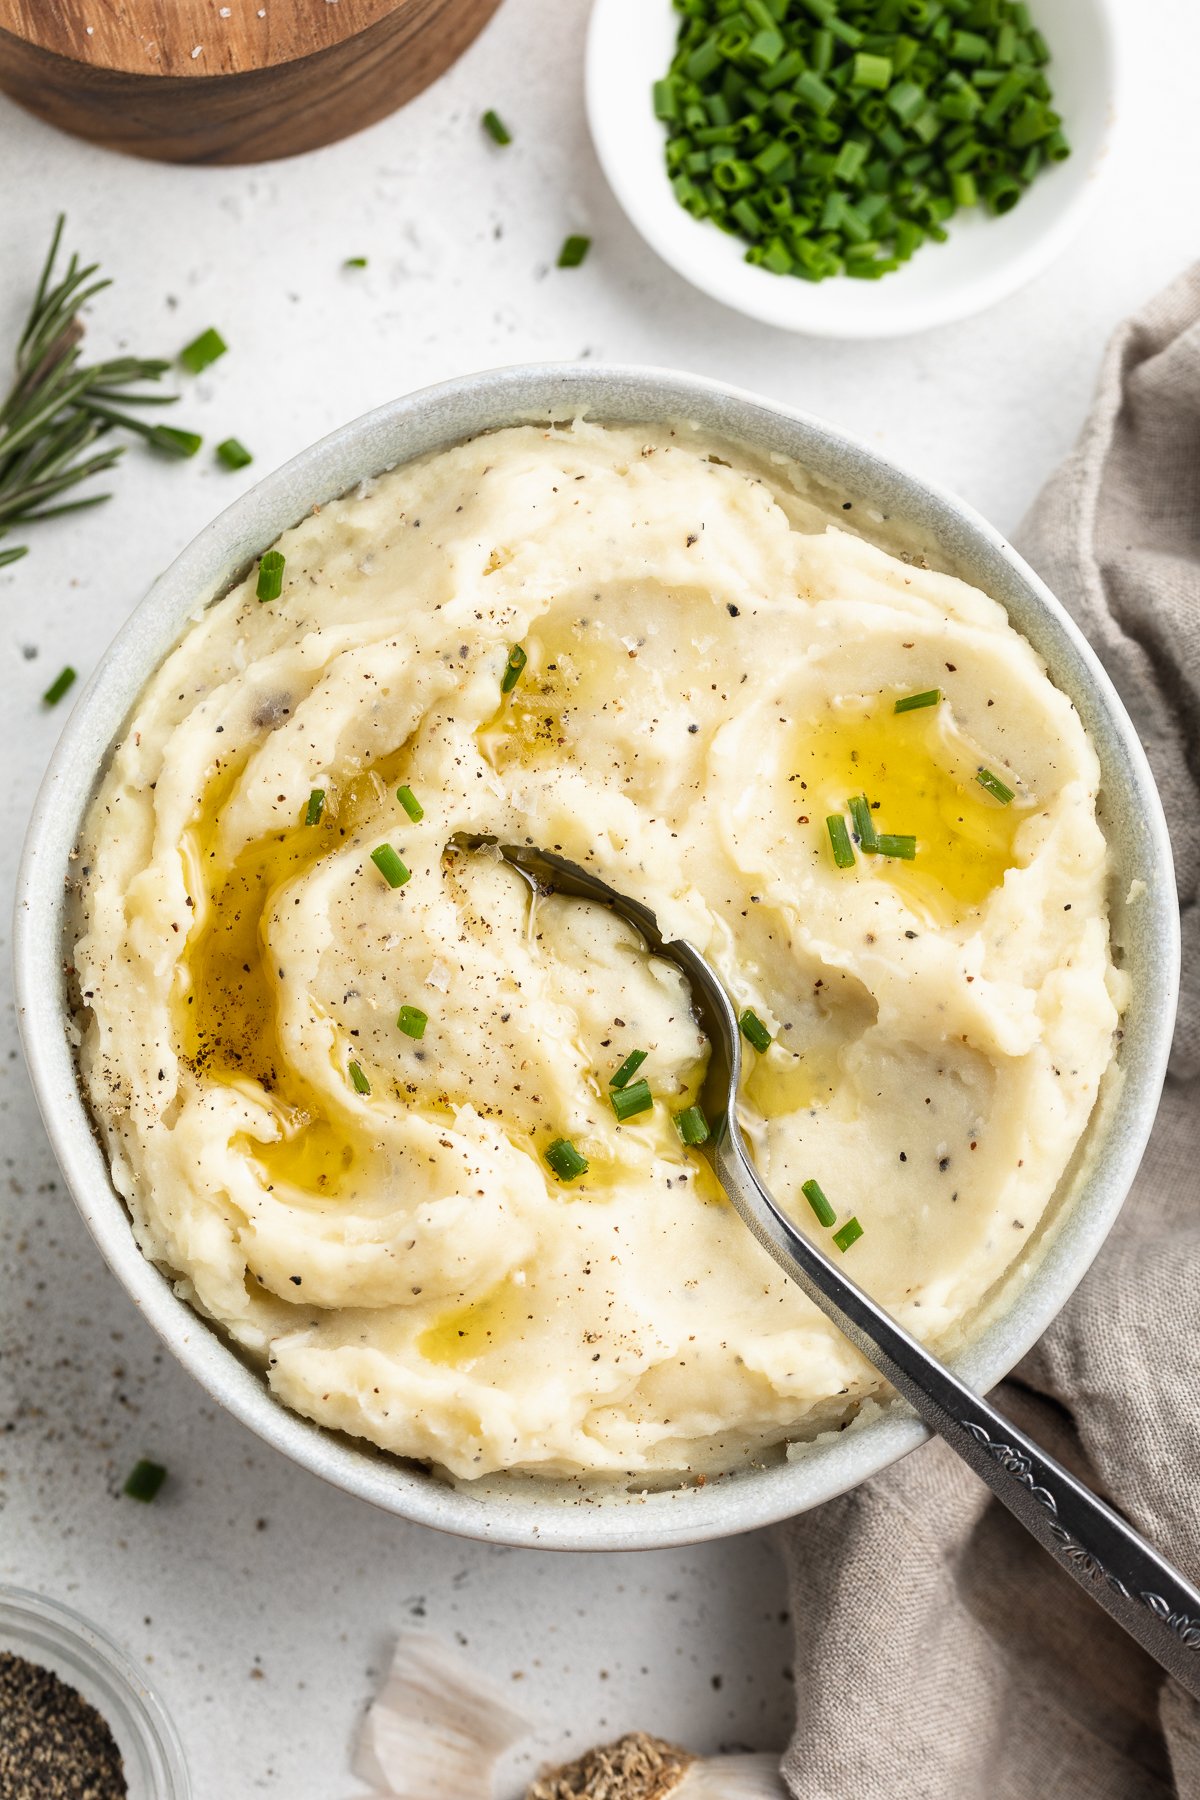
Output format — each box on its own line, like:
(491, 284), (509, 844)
(853, 50), (893, 90)
(545, 1137), (588, 1181)
(482, 109), (512, 145)
(674, 1104), (710, 1147)
(348, 1060), (371, 1095)
(123, 1459), (167, 1503)
(256, 549), (285, 602)
(42, 664), (76, 706)
(826, 813), (856, 869)
(833, 1216), (864, 1253)
(178, 327), (227, 375)
(370, 844), (411, 888)
(557, 235), (592, 268)
(397, 784), (424, 822)
(739, 1008), (772, 1054)
(304, 787), (325, 826)
(977, 767), (1016, 804)
(216, 437), (253, 469)
(875, 833), (918, 860)
(500, 643), (528, 693)
(847, 794), (878, 852)
(610, 1077), (653, 1122)
(608, 1048), (648, 1090)
(344, 256), (368, 268)
(894, 688), (941, 713)
(802, 1178), (837, 1229)
(149, 424), (203, 458)
(397, 1005), (428, 1040)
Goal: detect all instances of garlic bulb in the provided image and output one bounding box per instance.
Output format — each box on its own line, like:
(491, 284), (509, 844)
(352, 1632), (529, 1798)
(350, 1637), (787, 1800)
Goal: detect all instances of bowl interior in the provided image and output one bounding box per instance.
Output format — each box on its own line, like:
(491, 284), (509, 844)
(586, 0), (1119, 337)
(14, 364), (1177, 1551)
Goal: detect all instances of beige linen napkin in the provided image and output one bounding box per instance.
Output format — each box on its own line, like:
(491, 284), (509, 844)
(780, 267), (1200, 1800)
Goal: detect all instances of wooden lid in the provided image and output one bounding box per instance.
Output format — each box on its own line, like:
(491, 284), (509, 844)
(0, 0), (402, 77)
(0, 0), (503, 163)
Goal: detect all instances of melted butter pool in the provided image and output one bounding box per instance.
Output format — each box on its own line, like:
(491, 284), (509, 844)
(790, 693), (1033, 924)
(417, 1277), (535, 1368)
(179, 748), (415, 1189)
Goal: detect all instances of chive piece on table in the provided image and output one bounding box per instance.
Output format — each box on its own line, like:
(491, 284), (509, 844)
(179, 328), (227, 375)
(833, 1216), (864, 1253)
(500, 643), (527, 693)
(150, 424), (203, 458)
(344, 256), (368, 269)
(610, 1077), (653, 1123)
(557, 235), (592, 268)
(977, 767), (1016, 805)
(482, 109), (512, 145)
(256, 549), (285, 603)
(894, 688), (941, 713)
(216, 437), (253, 470)
(545, 1137), (588, 1182)
(608, 1048), (648, 1090)
(674, 1104), (710, 1147)
(304, 787), (325, 826)
(738, 1008), (772, 1054)
(348, 1060), (371, 1095)
(397, 784), (424, 822)
(123, 1459), (167, 1503)
(370, 844), (411, 889)
(802, 1177), (837, 1229)
(42, 664), (76, 707)
(847, 794), (878, 853)
(876, 833), (918, 860)
(826, 813), (856, 869)
(397, 1005), (428, 1040)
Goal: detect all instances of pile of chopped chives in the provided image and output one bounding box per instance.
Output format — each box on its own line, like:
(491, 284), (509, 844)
(654, 0), (1068, 282)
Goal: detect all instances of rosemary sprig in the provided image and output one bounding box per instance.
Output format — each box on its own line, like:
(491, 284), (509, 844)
(0, 215), (192, 568)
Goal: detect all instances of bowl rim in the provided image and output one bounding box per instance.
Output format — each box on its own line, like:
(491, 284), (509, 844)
(12, 361), (1179, 1551)
(584, 0), (1123, 339)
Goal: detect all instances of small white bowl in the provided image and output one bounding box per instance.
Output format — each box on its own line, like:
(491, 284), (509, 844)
(586, 0), (1119, 337)
(14, 364), (1178, 1551)
(0, 1586), (189, 1797)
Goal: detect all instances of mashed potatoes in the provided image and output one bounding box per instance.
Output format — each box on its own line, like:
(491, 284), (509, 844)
(73, 421), (1123, 1481)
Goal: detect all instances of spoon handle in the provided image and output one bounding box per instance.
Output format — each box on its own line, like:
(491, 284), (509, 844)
(717, 1136), (1200, 1695)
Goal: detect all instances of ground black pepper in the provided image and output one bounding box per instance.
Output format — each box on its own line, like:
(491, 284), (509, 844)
(0, 1650), (127, 1798)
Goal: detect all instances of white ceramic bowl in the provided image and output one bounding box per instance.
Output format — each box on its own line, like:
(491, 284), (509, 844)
(14, 364), (1177, 1550)
(586, 0), (1119, 337)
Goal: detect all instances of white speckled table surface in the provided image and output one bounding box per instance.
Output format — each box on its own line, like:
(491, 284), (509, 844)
(1, 3), (1198, 1793)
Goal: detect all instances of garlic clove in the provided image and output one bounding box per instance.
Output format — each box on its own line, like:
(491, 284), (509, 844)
(525, 1739), (788, 1800)
(353, 1632), (530, 1798)
(677, 1752), (789, 1798)
(526, 1732), (696, 1798)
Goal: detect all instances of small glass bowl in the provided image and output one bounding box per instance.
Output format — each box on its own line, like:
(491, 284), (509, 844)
(0, 1585), (189, 1797)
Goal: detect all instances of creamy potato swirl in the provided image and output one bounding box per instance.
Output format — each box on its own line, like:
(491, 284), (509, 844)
(74, 422), (1123, 1481)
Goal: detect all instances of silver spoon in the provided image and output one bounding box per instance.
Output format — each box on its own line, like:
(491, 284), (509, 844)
(471, 836), (1200, 1696)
